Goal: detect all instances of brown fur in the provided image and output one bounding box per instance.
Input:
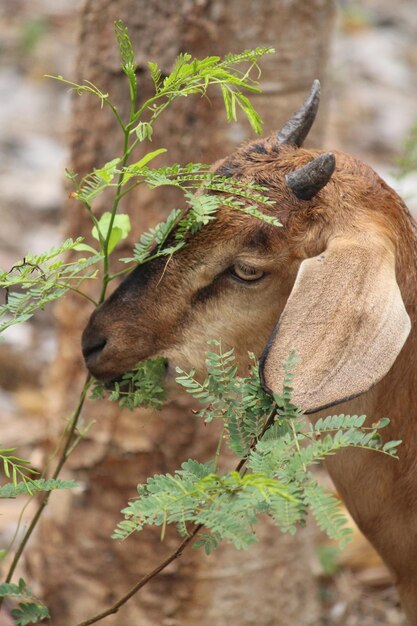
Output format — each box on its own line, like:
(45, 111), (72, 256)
(82, 137), (417, 624)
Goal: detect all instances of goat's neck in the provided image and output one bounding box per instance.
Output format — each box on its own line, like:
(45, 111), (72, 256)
(381, 204), (417, 439)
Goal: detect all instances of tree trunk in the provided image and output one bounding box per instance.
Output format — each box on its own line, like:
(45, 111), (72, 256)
(27, 1), (336, 624)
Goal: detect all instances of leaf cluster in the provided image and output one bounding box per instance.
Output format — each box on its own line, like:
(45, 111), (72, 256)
(0, 448), (76, 497)
(113, 460), (299, 550)
(118, 167), (279, 265)
(176, 342), (274, 458)
(11, 602), (50, 626)
(51, 35), (274, 138)
(0, 478), (77, 499)
(0, 579), (49, 625)
(91, 357), (167, 410)
(72, 160), (279, 268)
(0, 239), (101, 333)
(115, 347), (400, 551)
(114, 19), (137, 104)
(145, 48), (274, 134)
(0, 449), (38, 490)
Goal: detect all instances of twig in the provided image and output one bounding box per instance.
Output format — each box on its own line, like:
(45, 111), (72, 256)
(1, 375), (92, 589)
(75, 524), (202, 626)
(75, 407), (278, 625)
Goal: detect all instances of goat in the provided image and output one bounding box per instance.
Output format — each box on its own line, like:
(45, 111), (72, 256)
(82, 81), (417, 624)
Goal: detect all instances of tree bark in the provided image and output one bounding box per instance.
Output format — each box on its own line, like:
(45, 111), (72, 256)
(27, 1), (336, 624)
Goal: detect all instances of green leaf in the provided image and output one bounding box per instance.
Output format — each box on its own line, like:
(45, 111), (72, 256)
(91, 212), (131, 253)
(304, 482), (352, 548)
(46, 75), (109, 107)
(128, 148), (167, 170)
(1, 238), (101, 334)
(113, 466), (296, 548)
(0, 579), (32, 599)
(121, 208), (182, 264)
(11, 602), (50, 625)
(383, 440), (402, 454)
(73, 158), (120, 203)
(92, 357), (167, 410)
(148, 61), (162, 91)
(114, 20), (137, 103)
(114, 20), (136, 71)
(135, 121), (153, 142)
(94, 157), (121, 183)
(220, 84), (233, 122)
(0, 479), (77, 498)
(73, 242), (98, 254)
(238, 205), (281, 227)
(193, 532), (219, 554)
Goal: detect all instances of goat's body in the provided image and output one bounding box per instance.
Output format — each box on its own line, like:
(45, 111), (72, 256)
(322, 381), (417, 624)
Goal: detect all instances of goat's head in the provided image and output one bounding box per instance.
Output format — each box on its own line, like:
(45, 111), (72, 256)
(82, 81), (411, 413)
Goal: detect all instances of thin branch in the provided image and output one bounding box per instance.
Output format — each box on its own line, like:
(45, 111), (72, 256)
(74, 407), (279, 625)
(2, 375), (92, 587)
(75, 524), (202, 626)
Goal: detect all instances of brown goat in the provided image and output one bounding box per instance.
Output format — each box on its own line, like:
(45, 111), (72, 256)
(82, 82), (417, 624)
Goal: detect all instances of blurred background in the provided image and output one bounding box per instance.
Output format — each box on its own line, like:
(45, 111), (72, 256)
(0, 0), (417, 624)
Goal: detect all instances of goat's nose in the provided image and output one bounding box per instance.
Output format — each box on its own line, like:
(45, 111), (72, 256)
(82, 334), (107, 365)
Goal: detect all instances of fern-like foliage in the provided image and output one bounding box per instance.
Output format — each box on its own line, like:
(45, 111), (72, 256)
(0, 448), (38, 488)
(303, 480), (351, 547)
(0, 449), (76, 496)
(0, 239), (101, 333)
(115, 346), (401, 552)
(72, 158), (121, 204)
(114, 19), (137, 103)
(0, 579), (48, 624)
(74, 162), (280, 267)
(11, 602), (50, 626)
(141, 48), (274, 134)
(113, 460), (298, 549)
(0, 479), (77, 499)
(120, 208), (184, 264)
(0, 578), (32, 599)
(176, 342), (274, 458)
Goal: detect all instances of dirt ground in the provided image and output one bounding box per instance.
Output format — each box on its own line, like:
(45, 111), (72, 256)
(0, 1), (417, 624)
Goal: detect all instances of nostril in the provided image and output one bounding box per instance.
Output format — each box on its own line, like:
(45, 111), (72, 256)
(82, 336), (107, 362)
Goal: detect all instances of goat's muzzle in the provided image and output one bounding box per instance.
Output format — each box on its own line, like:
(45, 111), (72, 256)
(82, 332), (107, 368)
(81, 319), (111, 379)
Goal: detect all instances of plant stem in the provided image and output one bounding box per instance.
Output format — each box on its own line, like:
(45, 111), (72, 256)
(75, 524), (202, 626)
(98, 132), (141, 303)
(290, 419), (307, 473)
(213, 425), (225, 472)
(74, 408), (278, 625)
(2, 375), (92, 587)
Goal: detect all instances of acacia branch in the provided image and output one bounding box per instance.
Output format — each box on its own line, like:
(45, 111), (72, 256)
(75, 408), (278, 625)
(75, 524), (202, 626)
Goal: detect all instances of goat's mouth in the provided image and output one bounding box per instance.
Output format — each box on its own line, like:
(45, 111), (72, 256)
(96, 357), (170, 398)
(103, 376), (125, 390)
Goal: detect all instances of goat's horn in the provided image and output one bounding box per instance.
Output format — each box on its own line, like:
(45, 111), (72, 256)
(286, 152), (336, 200)
(277, 80), (321, 147)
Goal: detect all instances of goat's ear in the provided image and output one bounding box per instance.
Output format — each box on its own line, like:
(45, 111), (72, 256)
(260, 236), (411, 413)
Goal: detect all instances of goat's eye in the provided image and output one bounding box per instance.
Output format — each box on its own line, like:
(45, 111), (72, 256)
(232, 262), (265, 282)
